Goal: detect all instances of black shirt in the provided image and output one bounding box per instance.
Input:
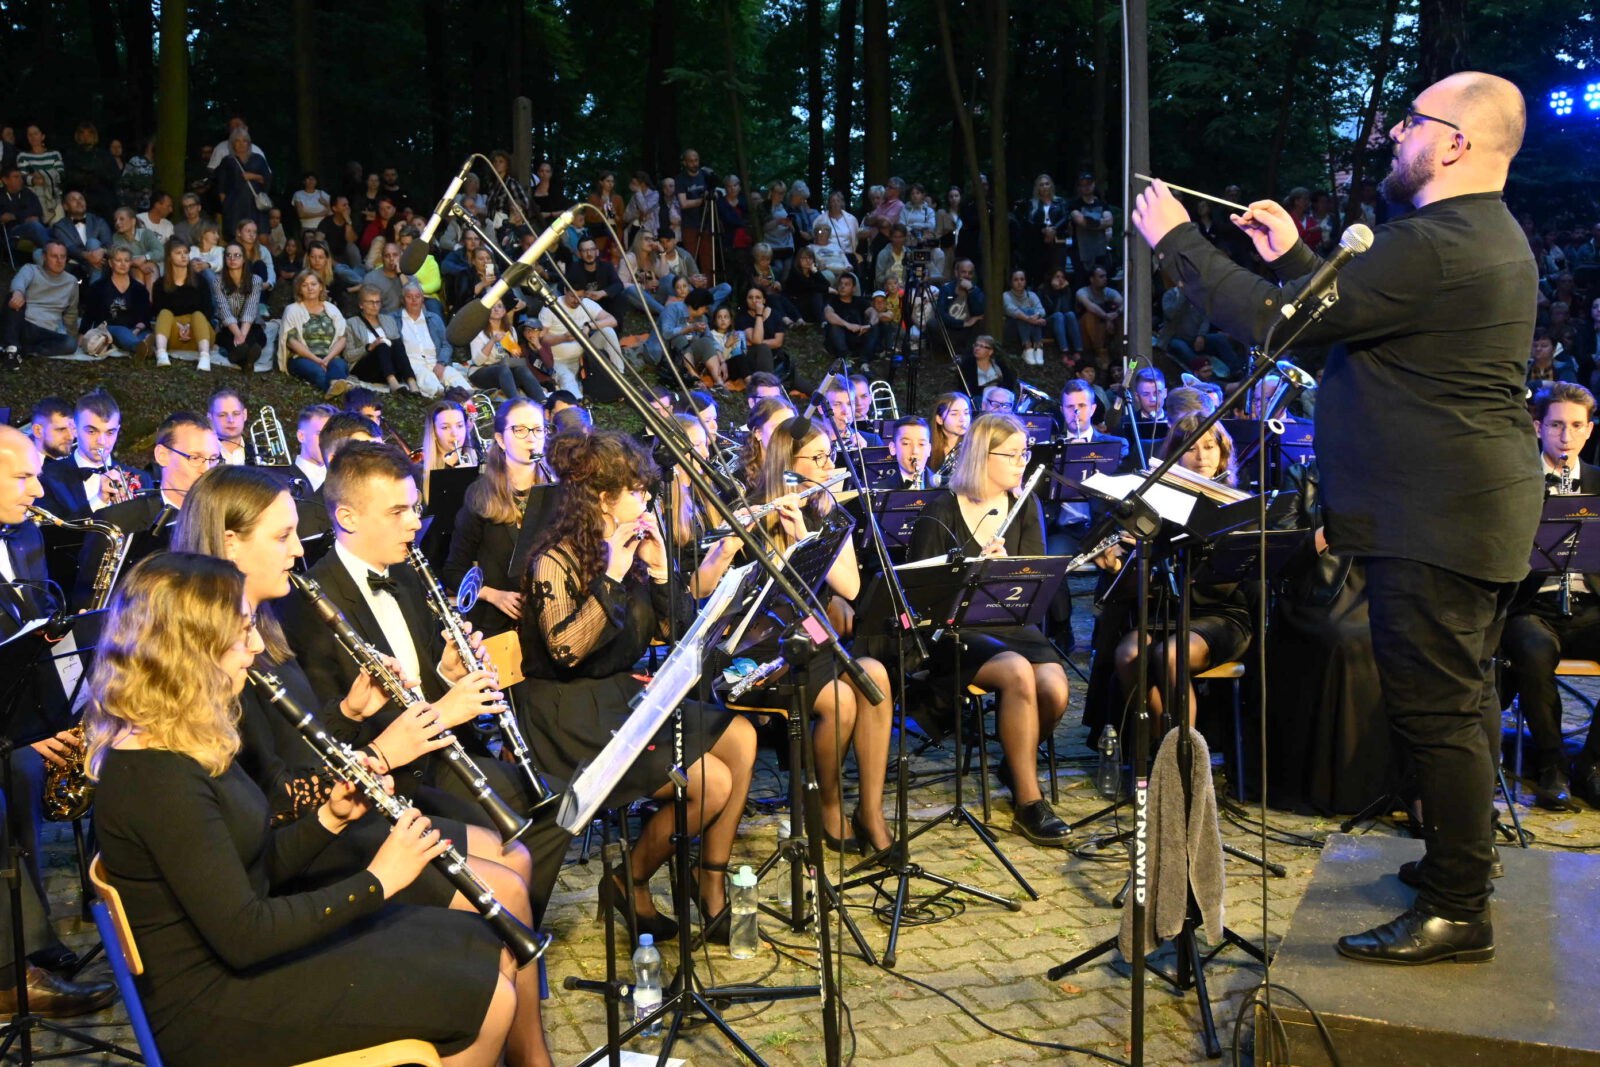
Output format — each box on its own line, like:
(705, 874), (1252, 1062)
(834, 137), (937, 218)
(1154, 191), (1540, 583)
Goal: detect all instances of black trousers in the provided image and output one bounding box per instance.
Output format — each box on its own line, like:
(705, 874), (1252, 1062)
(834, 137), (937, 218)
(1365, 556), (1514, 921)
(1501, 594), (1600, 771)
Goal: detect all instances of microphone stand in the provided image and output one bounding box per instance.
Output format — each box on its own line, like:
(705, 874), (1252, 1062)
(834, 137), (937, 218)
(1046, 302), (1324, 1058)
(525, 267), (878, 1067)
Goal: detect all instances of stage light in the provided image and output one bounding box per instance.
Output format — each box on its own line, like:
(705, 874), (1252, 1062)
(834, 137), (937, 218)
(1586, 82), (1600, 111)
(1550, 89), (1573, 117)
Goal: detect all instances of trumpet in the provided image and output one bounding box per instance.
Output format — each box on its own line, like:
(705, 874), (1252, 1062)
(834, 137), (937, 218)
(696, 470), (850, 547)
(25, 504), (131, 821)
(404, 546), (558, 816)
(288, 573), (536, 851)
(248, 669), (549, 968)
(249, 405), (292, 465)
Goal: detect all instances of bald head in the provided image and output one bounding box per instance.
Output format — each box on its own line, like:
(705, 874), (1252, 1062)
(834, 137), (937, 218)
(0, 425), (44, 526)
(1437, 71), (1526, 160)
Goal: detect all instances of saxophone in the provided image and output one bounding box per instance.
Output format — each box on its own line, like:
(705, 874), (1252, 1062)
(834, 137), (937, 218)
(25, 504), (131, 821)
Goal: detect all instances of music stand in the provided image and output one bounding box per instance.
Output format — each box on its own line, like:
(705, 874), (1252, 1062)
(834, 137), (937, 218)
(716, 521), (880, 965)
(871, 554), (1073, 901)
(1014, 413), (1056, 446)
(844, 489), (944, 568)
(0, 618), (140, 1065)
(418, 466), (480, 570)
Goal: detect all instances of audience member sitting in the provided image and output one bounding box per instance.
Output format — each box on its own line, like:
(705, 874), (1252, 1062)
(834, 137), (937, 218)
(109, 206), (162, 288)
(4, 240), (79, 366)
(206, 242), (267, 370)
(82, 247), (152, 355)
(1075, 265), (1122, 369)
(935, 258), (985, 352)
(823, 272), (876, 365)
(150, 238), (218, 370)
(0, 165), (51, 261)
(278, 269), (350, 396)
(51, 190), (112, 282)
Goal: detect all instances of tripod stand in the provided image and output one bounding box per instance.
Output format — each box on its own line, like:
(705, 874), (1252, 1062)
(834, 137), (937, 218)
(0, 620), (140, 1065)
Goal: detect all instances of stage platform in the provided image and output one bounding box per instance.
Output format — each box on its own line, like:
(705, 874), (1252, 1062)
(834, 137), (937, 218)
(1267, 833), (1600, 1066)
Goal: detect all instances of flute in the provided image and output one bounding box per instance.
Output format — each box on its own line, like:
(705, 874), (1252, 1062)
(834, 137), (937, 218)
(404, 546), (558, 815)
(247, 669), (549, 968)
(696, 470), (850, 547)
(991, 464), (1048, 544)
(288, 573), (535, 851)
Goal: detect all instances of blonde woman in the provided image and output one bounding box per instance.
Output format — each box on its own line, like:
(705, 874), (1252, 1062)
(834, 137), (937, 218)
(906, 412), (1072, 848)
(87, 553), (542, 1067)
(277, 270), (350, 396)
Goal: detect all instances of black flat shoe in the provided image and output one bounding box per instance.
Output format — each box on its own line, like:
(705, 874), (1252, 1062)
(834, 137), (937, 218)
(1336, 907), (1494, 965)
(1574, 760), (1600, 808)
(1012, 799), (1071, 848)
(851, 808), (906, 868)
(1397, 847), (1503, 889)
(599, 866), (679, 942)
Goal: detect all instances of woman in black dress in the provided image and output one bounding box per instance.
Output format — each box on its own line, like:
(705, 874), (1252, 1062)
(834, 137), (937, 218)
(740, 416), (896, 857)
(445, 398), (556, 637)
(665, 412), (746, 598)
(906, 413), (1073, 848)
(928, 391), (971, 486)
(1113, 414), (1256, 728)
(87, 554), (542, 1067)
(517, 431), (757, 941)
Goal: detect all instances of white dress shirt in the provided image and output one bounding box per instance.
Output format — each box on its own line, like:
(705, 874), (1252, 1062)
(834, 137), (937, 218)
(295, 454), (326, 491)
(334, 541), (422, 684)
(73, 451), (110, 512)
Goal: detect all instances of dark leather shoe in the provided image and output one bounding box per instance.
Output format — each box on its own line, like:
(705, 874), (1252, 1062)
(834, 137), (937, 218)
(1397, 847), (1503, 889)
(1573, 761), (1600, 809)
(1337, 908), (1494, 965)
(1013, 799), (1071, 848)
(27, 943), (81, 977)
(1531, 765), (1578, 811)
(0, 965), (118, 1018)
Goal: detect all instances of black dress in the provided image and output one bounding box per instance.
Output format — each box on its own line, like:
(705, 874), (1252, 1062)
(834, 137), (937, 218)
(235, 653), (461, 907)
(907, 489), (1064, 684)
(94, 748), (499, 1067)
(516, 546), (731, 808)
(443, 490), (523, 638)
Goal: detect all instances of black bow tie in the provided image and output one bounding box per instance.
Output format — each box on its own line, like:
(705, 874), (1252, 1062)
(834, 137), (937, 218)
(77, 466), (108, 481)
(1548, 473), (1562, 488)
(367, 571), (398, 594)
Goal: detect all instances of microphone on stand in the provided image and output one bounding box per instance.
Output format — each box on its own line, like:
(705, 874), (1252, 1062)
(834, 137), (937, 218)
(445, 205), (585, 346)
(401, 157), (474, 274)
(1279, 223), (1373, 321)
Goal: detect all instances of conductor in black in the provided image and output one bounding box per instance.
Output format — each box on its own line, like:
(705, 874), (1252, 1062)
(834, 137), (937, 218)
(1131, 71), (1540, 965)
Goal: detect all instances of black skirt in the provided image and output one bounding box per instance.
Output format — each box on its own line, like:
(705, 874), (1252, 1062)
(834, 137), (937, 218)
(932, 624), (1065, 689)
(515, 673), (733, 810)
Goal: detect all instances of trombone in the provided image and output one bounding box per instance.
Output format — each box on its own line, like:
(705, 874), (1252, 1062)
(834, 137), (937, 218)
(249, 405), (292, 465)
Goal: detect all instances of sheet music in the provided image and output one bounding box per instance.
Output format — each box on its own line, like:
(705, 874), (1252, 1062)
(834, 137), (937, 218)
(557, 561), (757, 833)
(1081, 471), (1198, 525)
(53, 631), (90, 712)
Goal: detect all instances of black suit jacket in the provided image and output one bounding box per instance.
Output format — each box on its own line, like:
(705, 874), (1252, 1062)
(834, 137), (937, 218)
(278, 546), (450, 722)
(1, 523), (57, 639)
(37, 455), (144, 522)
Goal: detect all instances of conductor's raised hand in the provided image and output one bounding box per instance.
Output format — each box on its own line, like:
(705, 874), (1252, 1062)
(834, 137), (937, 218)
(1229, 199), (1300, 263)
(1130, 178), (1192, 250)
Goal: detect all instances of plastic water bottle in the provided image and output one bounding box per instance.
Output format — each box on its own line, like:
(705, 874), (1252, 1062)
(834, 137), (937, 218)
(632, 934), (662, 1036)
(1096, 725), (1122, 799)
(729, 865), (761, 960)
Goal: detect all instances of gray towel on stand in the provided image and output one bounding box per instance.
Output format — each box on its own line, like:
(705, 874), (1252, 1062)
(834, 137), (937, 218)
(1118, 725), (1225, 960)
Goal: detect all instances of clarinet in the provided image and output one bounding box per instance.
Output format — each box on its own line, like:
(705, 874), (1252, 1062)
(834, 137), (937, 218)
(404, 546), (558, 815)
(1561, 462), (1575, 616)
(247, 670), (549, 968)
(288, 573), (535, 850)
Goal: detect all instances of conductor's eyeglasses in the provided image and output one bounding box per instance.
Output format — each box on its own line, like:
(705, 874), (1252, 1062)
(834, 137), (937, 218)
(1402, 107), (1470, 148)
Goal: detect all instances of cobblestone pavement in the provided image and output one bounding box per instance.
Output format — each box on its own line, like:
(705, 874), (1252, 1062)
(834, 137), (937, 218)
(23, 639), (1600, 1064)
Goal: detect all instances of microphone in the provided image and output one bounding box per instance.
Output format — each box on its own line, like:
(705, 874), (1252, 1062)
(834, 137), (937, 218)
(1280, 223), (1373, 321)
(1019, 381), (1051, 403)
(445, 205), (585, 346)
(402, 157), (473, 274)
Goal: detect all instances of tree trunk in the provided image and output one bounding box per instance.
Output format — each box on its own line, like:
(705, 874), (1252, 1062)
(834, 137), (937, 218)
(831, 0), (857, 195)
(425, 0), (451, 189)
(805, 0), (825, 199)
(120, 0), (156, 145)
(934, 0), (989, 310)
(983, 0), (1010, 327)
(1418, 0), (1469, 86)
(153, 0), (187, 202)
(719, 0), (750, 195)
(292, 0), (321, 178)
(862, 0), (891, 188)
(87, 0), (124, 131)
(1344, 0), (1400, 229)
(1089, 0), (1109, 185)
(643, 0), (680, 179)
(1264, 17), (1313, 197)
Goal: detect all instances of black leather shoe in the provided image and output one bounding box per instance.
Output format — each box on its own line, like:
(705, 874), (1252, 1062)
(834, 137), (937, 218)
(1013, 799), (1072, 848)
(1531, 765), (1578, 811)
(851, 808), (908, 868)
(27, 943), (81, 977)
(1397, 847), (1503, 889)
(1336, 908), (1494, 965)
(1573, 761), (1600, 809)
(0, 966), (118, 1018)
